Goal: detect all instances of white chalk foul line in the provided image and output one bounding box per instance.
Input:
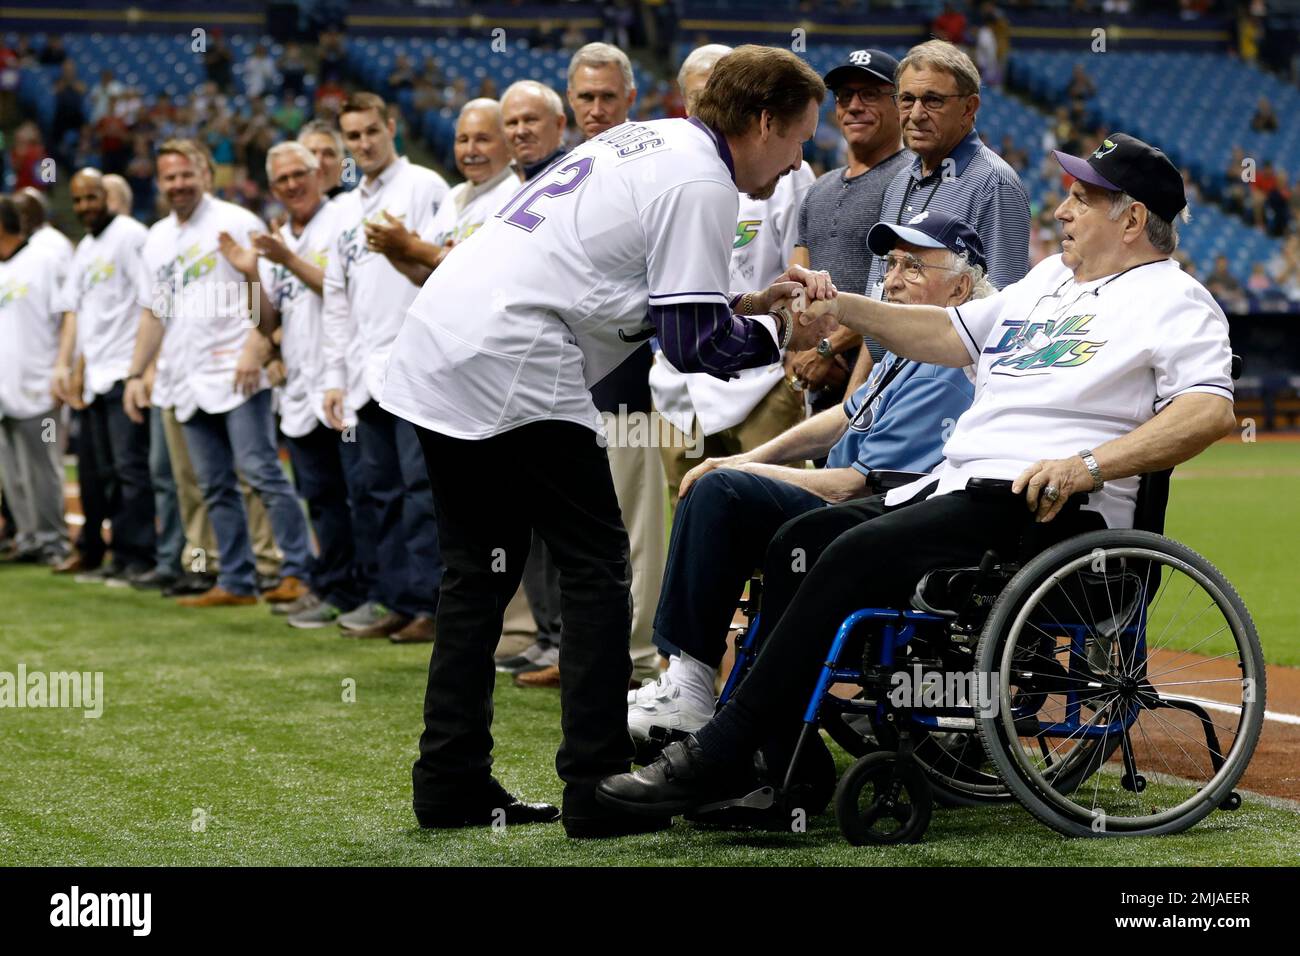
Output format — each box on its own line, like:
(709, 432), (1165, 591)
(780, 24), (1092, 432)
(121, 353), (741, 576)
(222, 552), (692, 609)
(1166, 694), (1300, 727)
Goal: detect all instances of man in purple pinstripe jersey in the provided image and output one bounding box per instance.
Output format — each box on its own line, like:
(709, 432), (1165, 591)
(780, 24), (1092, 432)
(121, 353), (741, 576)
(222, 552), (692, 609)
(382, 45), (837, 839)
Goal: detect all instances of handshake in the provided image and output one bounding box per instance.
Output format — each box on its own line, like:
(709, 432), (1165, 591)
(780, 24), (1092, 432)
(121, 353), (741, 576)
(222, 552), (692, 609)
(758, 264), (840, 354)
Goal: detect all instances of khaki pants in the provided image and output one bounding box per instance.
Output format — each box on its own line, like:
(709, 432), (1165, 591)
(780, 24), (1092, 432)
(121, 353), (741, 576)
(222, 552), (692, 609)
(161, 407), (280, 576)
(606, 434), (665, 658)
(658, 378), (806, 512)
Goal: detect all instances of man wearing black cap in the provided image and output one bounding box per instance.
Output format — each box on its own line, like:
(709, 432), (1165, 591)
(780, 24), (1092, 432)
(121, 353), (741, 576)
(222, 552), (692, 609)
(787, 48), (910, 414)
(627, 210), (983, 748)
(597, 133), (1237, 818)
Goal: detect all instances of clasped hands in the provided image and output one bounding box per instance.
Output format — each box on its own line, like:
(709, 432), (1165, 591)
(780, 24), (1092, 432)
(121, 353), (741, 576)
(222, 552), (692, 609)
(760, 264), (839, 354)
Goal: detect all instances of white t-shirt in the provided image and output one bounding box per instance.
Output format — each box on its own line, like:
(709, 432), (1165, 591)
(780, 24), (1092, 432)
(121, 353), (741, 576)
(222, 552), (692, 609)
(136, 195), (268, 421)
(321, 156), (449, 410)
(31, 224), (73, 291)
(382, 117), (777, 440)
(650, 162), (814, 436)
(64, 214), (148, 398)
(426, 165), (522, 248)
(0, 241), (65, 419)
(257, 201), (338, 438)
(886, 255), (1234, 528)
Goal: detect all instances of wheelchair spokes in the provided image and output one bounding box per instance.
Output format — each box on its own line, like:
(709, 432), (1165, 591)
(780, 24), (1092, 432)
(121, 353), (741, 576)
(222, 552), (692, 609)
(980, 534), (1266, 837)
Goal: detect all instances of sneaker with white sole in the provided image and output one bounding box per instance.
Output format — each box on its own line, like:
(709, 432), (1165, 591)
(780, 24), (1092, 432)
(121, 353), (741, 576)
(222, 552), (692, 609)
(338, 601), (386, 631)
(511, 643), (560, 676)
(289, 600), (343, 629)
(496, 639), (550, 674)
(626, 673), (713, 743)
(273, 591), (321, 617)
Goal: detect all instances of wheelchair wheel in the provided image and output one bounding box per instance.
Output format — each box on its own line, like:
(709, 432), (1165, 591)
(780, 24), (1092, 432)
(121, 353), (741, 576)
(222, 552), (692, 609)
(821, 695), (1012, 805)
(975, 530), (1265, 838)
(834, 752), (933, 845)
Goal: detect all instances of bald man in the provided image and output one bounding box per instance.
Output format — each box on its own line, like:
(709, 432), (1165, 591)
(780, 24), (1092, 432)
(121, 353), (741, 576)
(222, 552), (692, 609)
(52, 169), (155, 582)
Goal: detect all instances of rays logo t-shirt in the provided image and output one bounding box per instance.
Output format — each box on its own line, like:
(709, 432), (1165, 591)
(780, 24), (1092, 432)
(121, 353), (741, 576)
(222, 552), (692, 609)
(885, 255), (1233, 529)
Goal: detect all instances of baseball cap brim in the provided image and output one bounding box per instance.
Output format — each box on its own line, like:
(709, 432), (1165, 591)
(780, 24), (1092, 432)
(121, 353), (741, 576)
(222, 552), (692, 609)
(867, 222), (947, 258)
(1052, 149), (1122, 192)
(824, 64), (894, 88)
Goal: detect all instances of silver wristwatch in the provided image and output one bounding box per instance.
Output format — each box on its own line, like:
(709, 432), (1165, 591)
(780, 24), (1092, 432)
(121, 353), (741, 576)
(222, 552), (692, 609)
(816, 337), (833, 357)
(1078, 449), (1103, 492)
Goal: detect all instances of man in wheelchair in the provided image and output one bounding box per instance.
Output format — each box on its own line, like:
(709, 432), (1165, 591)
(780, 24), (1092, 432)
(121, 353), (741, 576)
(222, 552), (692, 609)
(627, 210), (984, 747)
(598, 132), (1238, 820)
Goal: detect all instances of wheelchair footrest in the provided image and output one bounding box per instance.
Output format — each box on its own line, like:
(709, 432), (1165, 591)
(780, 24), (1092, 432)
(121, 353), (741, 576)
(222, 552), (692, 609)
(694, 786), (776, 814)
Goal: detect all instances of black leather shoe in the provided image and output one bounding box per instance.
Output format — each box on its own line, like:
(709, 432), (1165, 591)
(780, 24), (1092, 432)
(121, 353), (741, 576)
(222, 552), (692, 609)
(163, 572), (216, 597)
(133, 567), (179, 590)
(563, 807), (672, 839)
(596, 736), (755, 817)
(414, 779), (559, 829)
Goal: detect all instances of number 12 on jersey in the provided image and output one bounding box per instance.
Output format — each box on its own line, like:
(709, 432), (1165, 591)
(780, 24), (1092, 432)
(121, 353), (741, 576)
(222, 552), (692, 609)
(498, 157), (596, 232)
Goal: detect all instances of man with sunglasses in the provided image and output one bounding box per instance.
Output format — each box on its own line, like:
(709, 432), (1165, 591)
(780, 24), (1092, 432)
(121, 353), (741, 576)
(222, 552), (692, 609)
(787, 49), (911, 412)
(846, 39), (1030, 395)
(626, 210), (981, 748)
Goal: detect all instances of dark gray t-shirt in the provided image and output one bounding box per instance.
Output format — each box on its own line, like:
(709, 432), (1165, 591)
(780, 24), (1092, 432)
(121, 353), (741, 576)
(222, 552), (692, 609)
(795, 148), (912, 399)
(796, 148), (913, 300)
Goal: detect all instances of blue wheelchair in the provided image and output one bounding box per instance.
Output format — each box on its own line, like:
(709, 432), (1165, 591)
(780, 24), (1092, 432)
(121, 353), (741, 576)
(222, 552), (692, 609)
(683, 458), (1266, 845)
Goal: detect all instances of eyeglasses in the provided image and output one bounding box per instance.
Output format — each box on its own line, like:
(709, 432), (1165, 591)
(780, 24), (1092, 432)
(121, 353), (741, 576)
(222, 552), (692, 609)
(833, 87), (894, 109)
(883, 252), (963, 282)
(893, 91), (967, 112)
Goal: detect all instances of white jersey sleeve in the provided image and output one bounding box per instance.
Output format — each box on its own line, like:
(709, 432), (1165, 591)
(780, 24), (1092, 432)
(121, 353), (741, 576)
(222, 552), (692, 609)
(772, 164), (814, 269)
(321, 225), (353, 393)
(947, 286), (1009, 364)
(643, 178), (737, 308)
(1149, 283), (1234, 412)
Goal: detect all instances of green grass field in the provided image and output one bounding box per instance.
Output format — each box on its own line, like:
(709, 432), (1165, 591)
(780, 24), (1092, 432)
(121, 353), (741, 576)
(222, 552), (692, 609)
(1, 439), (1296, 866)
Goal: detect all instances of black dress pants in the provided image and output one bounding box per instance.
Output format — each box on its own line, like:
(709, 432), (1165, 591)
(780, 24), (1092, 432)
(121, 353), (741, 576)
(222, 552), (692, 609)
(697, 487), (1106, 760)
(411, 420), (633, 810)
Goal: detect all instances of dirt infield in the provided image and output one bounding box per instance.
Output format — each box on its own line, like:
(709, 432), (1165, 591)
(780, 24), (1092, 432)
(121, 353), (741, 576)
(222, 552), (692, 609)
(1139, 648), (1300, 802)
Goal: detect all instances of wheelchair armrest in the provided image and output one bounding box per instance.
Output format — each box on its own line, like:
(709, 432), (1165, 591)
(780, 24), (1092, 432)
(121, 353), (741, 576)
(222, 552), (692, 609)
(865, 470), (928, 494)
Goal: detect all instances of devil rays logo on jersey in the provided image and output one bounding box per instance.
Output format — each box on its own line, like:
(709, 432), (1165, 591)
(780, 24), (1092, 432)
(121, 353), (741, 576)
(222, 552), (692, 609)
(984, 313), (1107, 372)
(734, 219), (762, 249)
(0, 277), (30, 308)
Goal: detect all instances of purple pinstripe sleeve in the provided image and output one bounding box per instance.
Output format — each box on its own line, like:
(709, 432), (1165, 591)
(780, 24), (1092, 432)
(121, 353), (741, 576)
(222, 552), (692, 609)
(650, 301), (780, 380)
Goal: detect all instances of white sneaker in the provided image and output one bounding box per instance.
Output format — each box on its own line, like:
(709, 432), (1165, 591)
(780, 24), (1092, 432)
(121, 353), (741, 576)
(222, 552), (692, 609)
(626, 673), (713, 742)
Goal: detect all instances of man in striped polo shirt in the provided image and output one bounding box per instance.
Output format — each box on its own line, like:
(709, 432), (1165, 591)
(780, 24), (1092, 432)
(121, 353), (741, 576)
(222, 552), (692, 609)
(847, 39), (1030, 393)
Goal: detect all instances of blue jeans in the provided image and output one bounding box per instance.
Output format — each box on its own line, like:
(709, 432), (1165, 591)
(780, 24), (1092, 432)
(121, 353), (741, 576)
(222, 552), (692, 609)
(284, 423), (369, 611)
(148, 406), (184, 576)
(356, 401), (442, 618)
(652, 469), (826, 668)
(180, 390), (312, 596)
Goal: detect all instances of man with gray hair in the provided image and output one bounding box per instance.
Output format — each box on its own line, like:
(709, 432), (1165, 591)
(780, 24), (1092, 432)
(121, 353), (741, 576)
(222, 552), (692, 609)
(298, 119), (347, 198)
(218, 140), (373, 628)
(566, 41), (636, 142)
(501, 80), (568, 183)
(845, 38), (1030, 394)
(363, 99), (519, 287)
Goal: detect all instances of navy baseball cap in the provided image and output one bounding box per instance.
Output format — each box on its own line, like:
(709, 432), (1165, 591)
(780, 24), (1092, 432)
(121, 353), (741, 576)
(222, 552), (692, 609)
(823, 49), (899, 89)
(868, 209), (987, 271)
(1053, 132), (1186, 222)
